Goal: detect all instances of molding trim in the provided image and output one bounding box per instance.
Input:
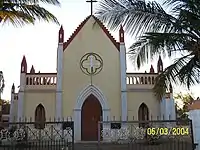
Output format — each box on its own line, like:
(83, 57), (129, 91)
(125, 89), (153, 92)
(24, 89), (56, 93)
(75, 84), (109, 110)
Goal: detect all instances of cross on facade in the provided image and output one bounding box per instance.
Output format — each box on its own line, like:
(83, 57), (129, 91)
(86, 0), (97, 15)
(82, 55), (101, 75)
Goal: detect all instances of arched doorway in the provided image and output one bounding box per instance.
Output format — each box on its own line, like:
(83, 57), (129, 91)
(81, 94), (102, 141)
(35, 104), (46, 129)
(138, 103), (149, 127)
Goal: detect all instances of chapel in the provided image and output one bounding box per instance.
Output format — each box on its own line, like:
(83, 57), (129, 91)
(9, 14), (176, 141)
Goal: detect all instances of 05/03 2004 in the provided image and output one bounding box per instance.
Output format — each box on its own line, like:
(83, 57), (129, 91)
(146, 127), (189, 136)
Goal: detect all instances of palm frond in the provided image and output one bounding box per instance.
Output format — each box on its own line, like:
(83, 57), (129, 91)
(164, 0), (200, 15)
(154, 53), (200, 99)
(129, 32), (195, 69)
(16, 4), (59, 24)
(3, 0), (60, 6)
(95, 0), (175, 38)
(0, 0), (60, 26)
(96, 0), (200, 98)
(0, 10), (34, 26)
(177, 55), (200, 87)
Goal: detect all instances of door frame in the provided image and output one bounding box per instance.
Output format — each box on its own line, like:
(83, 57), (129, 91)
(73, 85), (111, 141)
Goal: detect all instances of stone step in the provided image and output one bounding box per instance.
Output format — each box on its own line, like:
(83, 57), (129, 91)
(73, 143), (130, 150)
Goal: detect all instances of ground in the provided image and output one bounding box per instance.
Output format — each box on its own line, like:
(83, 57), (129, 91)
(0, 138), (193, 150)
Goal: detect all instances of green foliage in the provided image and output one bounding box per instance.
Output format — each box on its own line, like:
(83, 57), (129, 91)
(174, 92), (194, 120)
(95, 0), (200, 98)
(0, 0), (60, 26)
(1, 99), (9, 104)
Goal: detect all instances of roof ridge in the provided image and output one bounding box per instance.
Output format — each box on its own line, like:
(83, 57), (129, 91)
(63, 15), (120, 51)
(92, 16), (119, 50)
(63, 16), (91, 50)
(93, 17), (118, 39)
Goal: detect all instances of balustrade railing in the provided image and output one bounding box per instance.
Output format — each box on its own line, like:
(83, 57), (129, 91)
(25, 73), (57, 88)
(126, 73), (157, 89)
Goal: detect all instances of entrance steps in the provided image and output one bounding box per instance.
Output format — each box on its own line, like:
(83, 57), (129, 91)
(74, 142), (129, 150)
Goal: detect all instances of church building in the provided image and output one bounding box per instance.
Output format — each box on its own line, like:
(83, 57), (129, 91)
(9, 14), (176, 141)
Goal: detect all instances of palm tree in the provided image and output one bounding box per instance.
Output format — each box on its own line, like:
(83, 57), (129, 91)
(95, 0), (200, 99)
(0, 0), (60, 26)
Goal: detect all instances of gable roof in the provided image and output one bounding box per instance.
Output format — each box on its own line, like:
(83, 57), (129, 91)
(63, 15), (119, 51)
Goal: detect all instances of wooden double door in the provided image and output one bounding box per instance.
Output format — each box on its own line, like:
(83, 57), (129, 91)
(81, 94), (102, 141)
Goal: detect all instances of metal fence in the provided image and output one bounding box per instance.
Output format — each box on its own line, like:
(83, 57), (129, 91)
(0, 120), (74, 150)
(98, 119), (195, 150)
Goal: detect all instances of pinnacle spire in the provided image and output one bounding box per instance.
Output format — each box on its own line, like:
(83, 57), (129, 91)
(11, 83), (15, 93)
(58, 25), (64, 43)
(59, 25), (63, 32)
(150, 65), (154, 73)
(157, 55), (163, 73)
(119, 25), (124, 42)
(21, 55), (27, 73)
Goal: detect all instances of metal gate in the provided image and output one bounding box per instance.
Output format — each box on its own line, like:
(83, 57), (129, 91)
(0, 121), (74, 150)
(98, 119), (194, 150)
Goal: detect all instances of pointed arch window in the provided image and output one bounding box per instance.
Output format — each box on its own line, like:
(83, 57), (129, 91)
(35, 104), (46, 129)
(138, 103), (149, 127)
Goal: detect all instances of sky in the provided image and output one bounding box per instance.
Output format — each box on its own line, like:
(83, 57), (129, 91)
(0, 0), (199, 101)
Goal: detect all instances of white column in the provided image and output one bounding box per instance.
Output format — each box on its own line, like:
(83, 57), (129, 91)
(17, 73), (25, 121)
(189, 109), (200, 150)
(161, 94), (172, 120)
(170, 93), (176, 120)
(120, 43), (127, 121)
(165, 99), (171, 120)
(56, 43), (63, 120)
(73, 108), (81, 141)
(162, 94), (176, 120)
(160, 97), (164, 119)
(18, 93), (24, 121)
(9, 93), (15, 122)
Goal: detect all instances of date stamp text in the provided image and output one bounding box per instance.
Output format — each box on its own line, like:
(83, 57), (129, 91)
(146, 127), (189, 136)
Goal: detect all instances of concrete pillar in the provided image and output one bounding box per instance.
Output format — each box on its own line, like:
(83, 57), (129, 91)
(188, 100), (200, 150)
(119, 25), (127, 121)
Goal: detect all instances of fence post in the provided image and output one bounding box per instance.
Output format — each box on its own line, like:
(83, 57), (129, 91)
(188, 100), (200, 150)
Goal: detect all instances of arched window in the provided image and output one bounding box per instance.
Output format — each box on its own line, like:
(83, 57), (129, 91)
(138, 103), (149, 127)
(35, 104), (46, 129)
